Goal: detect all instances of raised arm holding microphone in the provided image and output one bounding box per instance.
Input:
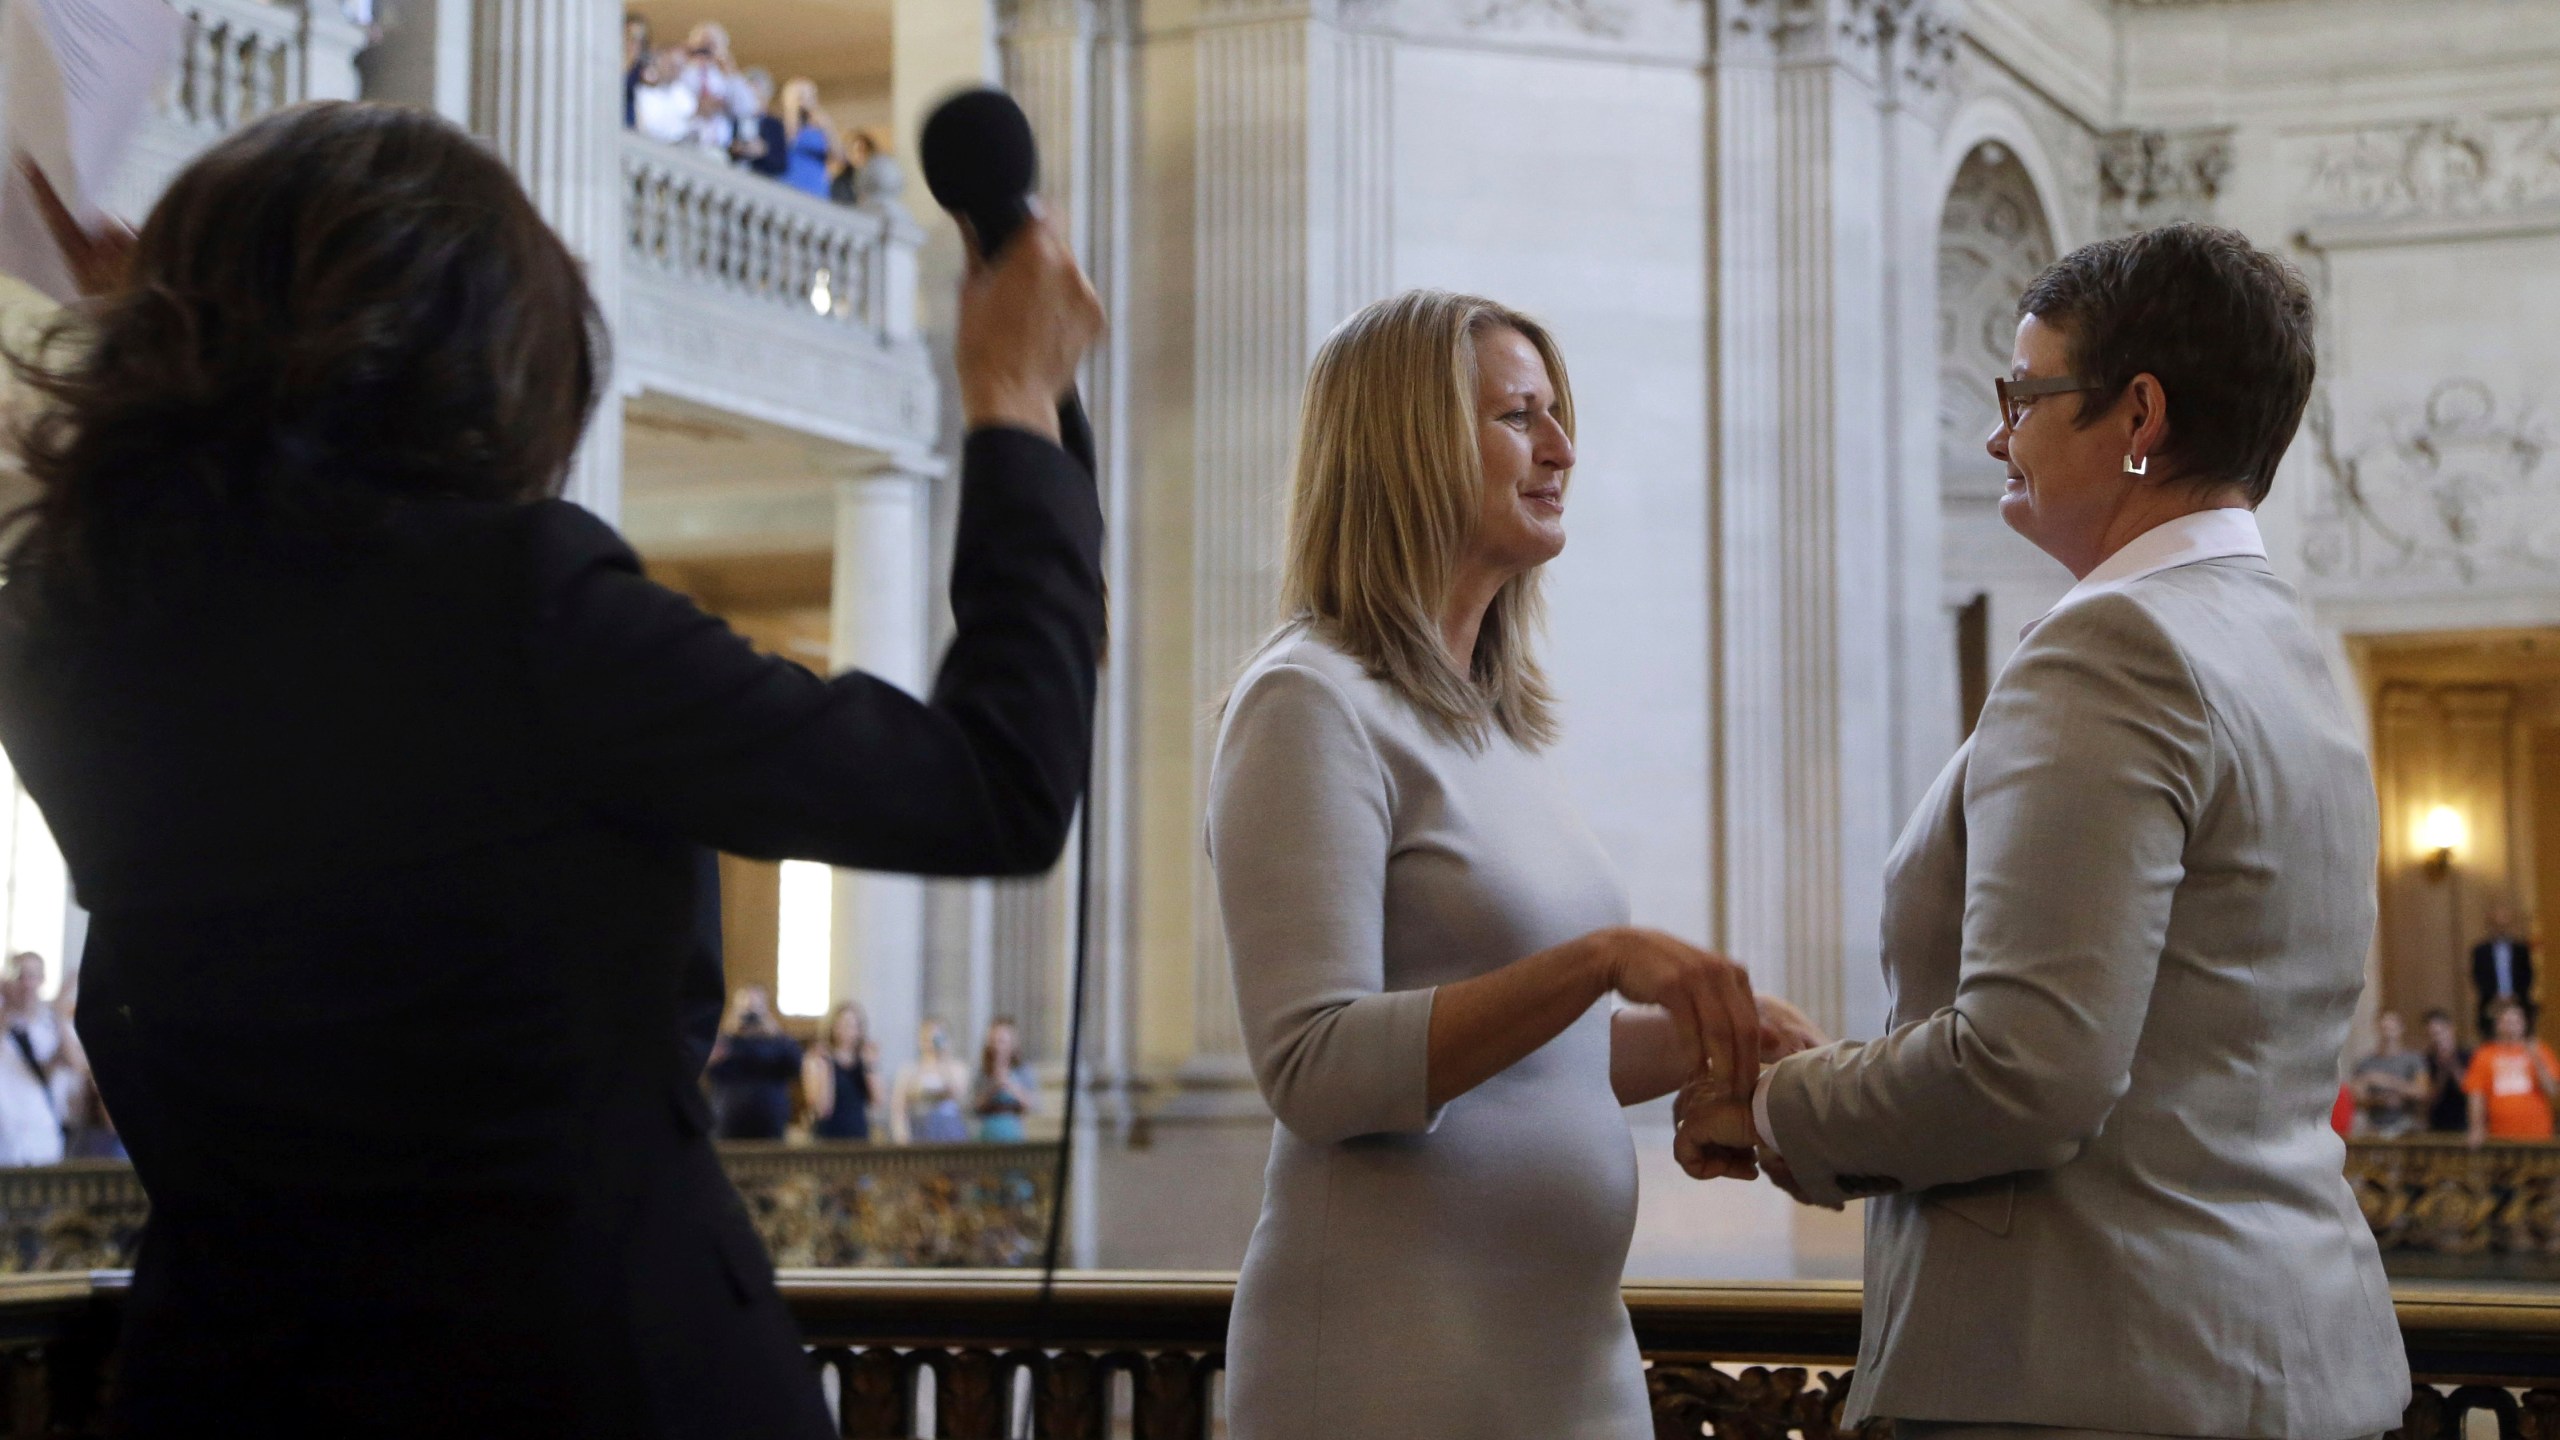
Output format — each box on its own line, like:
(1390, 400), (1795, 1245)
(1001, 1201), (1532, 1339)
(0, 101), (1101, 1440)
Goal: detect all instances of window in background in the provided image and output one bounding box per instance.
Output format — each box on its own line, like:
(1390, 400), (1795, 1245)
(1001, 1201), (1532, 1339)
(776, 859), (832, 1017)
(0, 752), (68, 999)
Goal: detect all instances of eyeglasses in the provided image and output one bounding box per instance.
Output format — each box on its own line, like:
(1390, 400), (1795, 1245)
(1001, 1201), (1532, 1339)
(1993, 374), (2102, 430)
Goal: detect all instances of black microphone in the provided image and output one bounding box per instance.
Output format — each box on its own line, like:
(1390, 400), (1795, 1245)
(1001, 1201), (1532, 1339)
(919, 87), (1096, 477)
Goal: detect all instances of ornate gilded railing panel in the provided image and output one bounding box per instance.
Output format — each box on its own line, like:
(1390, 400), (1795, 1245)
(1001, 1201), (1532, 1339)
(2351, 1138), (2560, 1271)
(723, 1142), (1057, 1269)
(0, 1144), (1057, 1274)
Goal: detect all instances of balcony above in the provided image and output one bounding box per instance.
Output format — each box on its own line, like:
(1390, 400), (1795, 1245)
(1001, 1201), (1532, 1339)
(619, 134), (940, 468)
(113, 0), (366, 220)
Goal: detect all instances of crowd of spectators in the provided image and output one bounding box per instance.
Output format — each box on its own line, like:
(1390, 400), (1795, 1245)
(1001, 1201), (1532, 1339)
(705, 989), (1041, 1146)
(2346, 1000), (2557, 1145)
(623, 15), (892, 208)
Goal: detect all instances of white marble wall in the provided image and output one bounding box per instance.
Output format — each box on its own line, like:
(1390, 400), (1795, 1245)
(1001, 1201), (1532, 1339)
(472, 0), (625, 522)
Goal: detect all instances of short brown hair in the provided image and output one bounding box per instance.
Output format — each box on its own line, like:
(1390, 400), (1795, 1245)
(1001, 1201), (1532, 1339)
(2016, 223), (2314, 506)
(8, 101), (604, 609)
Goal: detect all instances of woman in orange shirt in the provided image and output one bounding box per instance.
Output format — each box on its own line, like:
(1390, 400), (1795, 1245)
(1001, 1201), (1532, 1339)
(2466, 999), (2560, 1143)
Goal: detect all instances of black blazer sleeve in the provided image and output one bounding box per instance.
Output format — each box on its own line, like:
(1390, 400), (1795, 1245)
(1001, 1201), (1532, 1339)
(524, 426), (1105, 877)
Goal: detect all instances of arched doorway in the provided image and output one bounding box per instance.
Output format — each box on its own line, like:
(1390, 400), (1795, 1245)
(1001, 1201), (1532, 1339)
(1937, 141), (2063, 735)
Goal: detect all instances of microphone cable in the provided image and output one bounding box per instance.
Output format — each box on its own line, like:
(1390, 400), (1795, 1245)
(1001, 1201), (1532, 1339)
(1023, 393), (1100, 1433)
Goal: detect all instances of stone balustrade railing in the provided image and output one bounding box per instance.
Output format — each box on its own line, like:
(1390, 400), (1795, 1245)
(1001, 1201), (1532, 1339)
(622, 134), (919, 342)
(106, 0), (365, 221)
(616, 132), (937, 456)
(0, 1271), (2548, 1438)
(165, 0), (304, 134)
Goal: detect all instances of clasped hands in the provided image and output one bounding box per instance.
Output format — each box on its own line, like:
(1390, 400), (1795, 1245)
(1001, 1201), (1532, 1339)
(1675, 992), (1833, 1207)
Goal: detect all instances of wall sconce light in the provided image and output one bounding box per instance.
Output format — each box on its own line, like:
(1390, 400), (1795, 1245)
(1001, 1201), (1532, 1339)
(2419, 804), (2467, 879)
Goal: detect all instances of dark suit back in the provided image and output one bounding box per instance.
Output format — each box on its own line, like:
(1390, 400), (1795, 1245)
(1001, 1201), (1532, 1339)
(0, 431), (1102, 1437)
(2474, 937), (2539, 1038)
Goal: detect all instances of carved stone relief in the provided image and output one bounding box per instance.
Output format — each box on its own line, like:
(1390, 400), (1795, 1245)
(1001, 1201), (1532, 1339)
(1346, 0), (1707, 56)
(2096, 126), (2231, 237)
(2301, 378), (2557, 586)
(2294, 110), (2560, 231)
(1937, 142), (2055, 502)
(1459, 0), (1643, 36)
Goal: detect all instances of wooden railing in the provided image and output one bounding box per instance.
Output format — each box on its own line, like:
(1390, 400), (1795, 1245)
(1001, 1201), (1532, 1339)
(0, 1271), (2550, 1439)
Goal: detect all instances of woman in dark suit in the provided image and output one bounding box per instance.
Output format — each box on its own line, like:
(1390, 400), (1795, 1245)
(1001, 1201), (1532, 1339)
(0, 102), (1103, 1437)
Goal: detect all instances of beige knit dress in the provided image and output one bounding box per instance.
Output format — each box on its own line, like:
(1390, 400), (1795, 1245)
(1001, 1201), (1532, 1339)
(1207, 628), (1649, 1440)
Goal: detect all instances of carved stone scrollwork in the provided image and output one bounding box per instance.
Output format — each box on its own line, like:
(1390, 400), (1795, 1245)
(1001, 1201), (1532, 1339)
(2301, 380), (2556, 587)
(1648, 1362), (1889, 1440)
(1938, 142), (2055, 501)
(1356, 0), (1707, 55)
(1458, 0), (1643, 36)
(2296, 110), (2560, 230)
(996, 0), (1090, 37)
(2096, 126), (2232, 236)
(1717, 0), (1890, 67)
(1892, 0), (1959, 103)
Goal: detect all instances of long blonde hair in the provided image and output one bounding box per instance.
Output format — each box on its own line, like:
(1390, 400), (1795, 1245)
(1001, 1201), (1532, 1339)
(1278, 290), (1570, 749)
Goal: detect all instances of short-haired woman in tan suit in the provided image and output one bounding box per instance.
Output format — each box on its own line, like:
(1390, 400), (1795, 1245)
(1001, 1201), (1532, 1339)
(1681, 225), (2409, 1440)
(1207, 291), (1813, 1439)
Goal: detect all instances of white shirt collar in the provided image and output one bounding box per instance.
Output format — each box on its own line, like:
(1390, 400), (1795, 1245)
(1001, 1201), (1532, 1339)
(2025, 508), (2266, 638)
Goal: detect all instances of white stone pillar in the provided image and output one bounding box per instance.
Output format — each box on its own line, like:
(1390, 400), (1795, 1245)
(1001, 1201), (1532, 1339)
(1707, 0), (1792, 987)
(1003, 0), (1144, 1262)
(300, 4), (370, 102)
(831, 470), (936, 1073)
(1881, 8), (1961, 826)
(472, 0), (622, 523)
(1179, 0), (1395, 1087)
(891, 0), (998, 1075)
(359, 0), (473, 121)
(977, 0), (1097, 1077)
(1708, 0), (1934, 1039)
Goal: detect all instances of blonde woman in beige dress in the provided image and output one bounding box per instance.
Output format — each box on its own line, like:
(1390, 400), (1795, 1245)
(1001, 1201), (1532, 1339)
(1207, 290), (1820, 1440)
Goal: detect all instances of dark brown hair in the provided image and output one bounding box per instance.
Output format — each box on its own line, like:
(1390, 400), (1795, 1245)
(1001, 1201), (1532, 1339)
(979, 1015), (1022, 1082)
(6, 101), (604, 608)
(2016, 222), (2314, 506)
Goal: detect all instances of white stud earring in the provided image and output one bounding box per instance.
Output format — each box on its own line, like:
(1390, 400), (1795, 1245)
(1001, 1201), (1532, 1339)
(2123, 453), (2149, 476)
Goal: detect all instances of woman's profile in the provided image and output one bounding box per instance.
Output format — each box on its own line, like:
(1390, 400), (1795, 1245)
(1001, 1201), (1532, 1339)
(1208, 290), (1811, 1439)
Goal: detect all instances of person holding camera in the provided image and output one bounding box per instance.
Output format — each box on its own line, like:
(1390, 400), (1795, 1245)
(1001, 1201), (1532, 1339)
(706, 986), (802, 1141)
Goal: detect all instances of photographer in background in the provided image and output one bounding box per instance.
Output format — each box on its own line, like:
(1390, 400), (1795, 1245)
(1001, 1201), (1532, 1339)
(706, 986), (801, 1141)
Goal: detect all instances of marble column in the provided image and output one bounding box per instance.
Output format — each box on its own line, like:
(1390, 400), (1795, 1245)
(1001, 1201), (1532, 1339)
(1177, 0), (1395, 1089)
(1707, 0), (1793, 992)
(889, 0), (999, 1072)
(1708, 0), (1950, 1038)
(360, 0), (473, 121)
(1881, 5), (1961, 821)
(981, 0), (1101, 1079)
(1002, 0), (1143, 1264)
(471, 0), (622, 522)
(831, 469), (937, 1071)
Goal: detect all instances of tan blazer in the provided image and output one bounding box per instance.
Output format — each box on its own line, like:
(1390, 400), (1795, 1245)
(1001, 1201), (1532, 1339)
(1762, 556), (2408, 1439)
